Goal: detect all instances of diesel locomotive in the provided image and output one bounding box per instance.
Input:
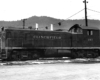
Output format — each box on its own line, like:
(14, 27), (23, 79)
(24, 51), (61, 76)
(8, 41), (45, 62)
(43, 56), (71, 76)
(0, 24), (100, 61)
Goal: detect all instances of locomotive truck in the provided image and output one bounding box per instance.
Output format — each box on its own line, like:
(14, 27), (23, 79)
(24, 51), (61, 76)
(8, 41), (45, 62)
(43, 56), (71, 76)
(0, 24), (100, 61)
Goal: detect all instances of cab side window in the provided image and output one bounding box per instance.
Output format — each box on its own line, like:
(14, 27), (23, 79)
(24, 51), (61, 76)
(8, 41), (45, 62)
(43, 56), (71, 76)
(87, 30), (93, 35)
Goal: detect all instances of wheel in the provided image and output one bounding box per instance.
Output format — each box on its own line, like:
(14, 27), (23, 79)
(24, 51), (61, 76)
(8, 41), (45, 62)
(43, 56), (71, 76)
(77, 50), (85, 58)
(70, 50), (77, 59)
(31, 51), (40, 59)
(92, 52), (99, 58)
(19, 51), (29, 60)
(85, 51), (94, 58)
(11, 52), (21, 61)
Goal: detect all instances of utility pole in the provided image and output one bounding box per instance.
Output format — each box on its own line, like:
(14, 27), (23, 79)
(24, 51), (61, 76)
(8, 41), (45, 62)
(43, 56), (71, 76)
(22, 19), (27, 29)
(83, 0), (88, 26)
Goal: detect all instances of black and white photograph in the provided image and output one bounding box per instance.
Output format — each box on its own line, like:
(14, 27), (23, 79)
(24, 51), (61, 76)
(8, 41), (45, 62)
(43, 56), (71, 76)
(0, 0), (100, 80)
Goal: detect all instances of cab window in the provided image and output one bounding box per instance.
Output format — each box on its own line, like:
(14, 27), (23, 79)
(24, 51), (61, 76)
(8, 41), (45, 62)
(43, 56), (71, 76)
(87, 30), (93, 35)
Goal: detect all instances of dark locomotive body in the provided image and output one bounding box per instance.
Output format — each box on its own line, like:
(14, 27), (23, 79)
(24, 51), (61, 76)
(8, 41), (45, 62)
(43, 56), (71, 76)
(0, 28), (71, 60)
(0, 24), (100, 60)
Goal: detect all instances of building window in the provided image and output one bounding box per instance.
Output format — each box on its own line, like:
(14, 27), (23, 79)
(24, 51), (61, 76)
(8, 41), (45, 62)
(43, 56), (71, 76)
(87, 30), (93, 35)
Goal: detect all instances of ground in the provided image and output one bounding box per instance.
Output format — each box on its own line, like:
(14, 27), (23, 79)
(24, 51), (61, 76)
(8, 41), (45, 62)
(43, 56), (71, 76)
(0, 59), (100, 80)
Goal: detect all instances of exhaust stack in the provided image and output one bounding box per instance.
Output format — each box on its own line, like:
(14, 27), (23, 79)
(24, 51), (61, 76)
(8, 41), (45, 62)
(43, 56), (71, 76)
(50, 24), (53, 31)
(36, 23), (38, 30)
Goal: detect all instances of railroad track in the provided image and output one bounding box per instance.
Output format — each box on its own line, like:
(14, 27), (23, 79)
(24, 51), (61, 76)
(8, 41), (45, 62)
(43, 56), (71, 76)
(0, 58), (100, 66)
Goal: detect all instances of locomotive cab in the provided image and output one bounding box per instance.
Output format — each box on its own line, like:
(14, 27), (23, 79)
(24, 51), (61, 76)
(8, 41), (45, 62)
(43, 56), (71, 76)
(69, 24), (99, 47)
(68, 24), (100, 58)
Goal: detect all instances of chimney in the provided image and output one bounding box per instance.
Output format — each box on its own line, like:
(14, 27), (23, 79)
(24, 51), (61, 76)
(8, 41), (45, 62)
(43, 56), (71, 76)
(50, 24), (53, 31)
(36, 23), (38, 30)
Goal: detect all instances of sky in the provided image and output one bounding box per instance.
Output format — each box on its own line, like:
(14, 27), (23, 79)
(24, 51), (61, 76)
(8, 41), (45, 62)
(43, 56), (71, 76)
(0, 0), (100, 21)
